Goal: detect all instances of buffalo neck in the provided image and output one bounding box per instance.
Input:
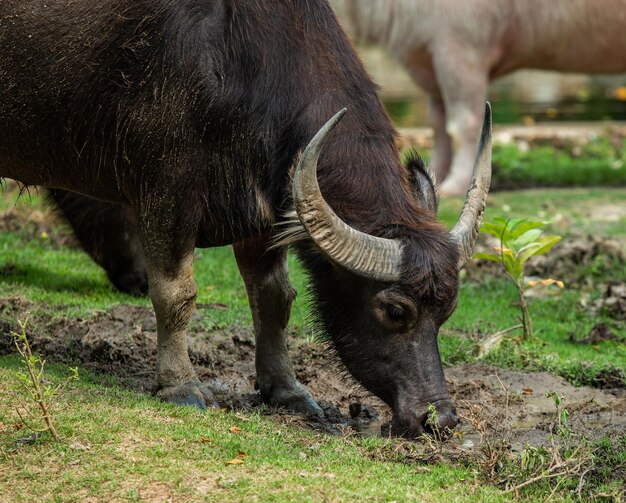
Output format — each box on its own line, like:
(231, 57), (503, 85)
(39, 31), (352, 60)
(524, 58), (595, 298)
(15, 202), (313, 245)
(214, 1), (417, 232)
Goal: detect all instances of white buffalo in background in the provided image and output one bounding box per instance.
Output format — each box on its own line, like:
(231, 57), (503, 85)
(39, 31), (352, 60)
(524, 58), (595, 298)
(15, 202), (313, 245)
(331, 0), (626, 195)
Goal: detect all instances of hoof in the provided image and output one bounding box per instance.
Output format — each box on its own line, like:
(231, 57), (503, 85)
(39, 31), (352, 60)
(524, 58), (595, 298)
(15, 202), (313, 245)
(261, 379), (323, 418)
(156, 380), (219, 410)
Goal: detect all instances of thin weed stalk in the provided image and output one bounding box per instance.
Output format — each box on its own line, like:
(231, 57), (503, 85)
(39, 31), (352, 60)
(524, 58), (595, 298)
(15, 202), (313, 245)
(11, 317), (78, 442)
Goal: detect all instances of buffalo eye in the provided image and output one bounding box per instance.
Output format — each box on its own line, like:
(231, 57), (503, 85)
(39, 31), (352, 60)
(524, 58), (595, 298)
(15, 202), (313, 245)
(386, 303), (406, 321)
(373, 290), (417, 331)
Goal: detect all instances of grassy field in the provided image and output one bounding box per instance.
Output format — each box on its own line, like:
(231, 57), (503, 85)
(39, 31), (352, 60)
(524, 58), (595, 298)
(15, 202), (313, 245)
(1, 355), (508, 502)
(1, 143), (626, 501)
(491, 135), (626, 190)
(441, 188), (626, 386)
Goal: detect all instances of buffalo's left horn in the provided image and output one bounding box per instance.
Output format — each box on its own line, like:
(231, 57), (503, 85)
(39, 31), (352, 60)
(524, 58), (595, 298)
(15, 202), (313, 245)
(450, 103), (493, 269)
(292, 109), (404, 282)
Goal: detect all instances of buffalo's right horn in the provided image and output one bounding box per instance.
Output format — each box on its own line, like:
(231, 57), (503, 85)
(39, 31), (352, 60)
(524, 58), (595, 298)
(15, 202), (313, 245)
(292, 109), (404, 282)
(450, 103), (493, 269)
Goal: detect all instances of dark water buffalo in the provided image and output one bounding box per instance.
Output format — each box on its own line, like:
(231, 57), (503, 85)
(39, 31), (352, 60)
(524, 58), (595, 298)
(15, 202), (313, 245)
(331, 0), (626, 196)
(0, 0), (491, 437)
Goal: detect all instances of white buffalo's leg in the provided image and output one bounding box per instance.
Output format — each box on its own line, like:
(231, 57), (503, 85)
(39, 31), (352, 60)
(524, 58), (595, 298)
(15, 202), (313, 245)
(432, 47), (488, 196)
(137, 205), (216, 408)
(428, 95), (453, 184)
(234, 233), (322, 417)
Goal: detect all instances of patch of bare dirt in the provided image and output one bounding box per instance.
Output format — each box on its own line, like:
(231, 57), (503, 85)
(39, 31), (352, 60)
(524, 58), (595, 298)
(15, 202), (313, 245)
(592, 283), (626, 320)
(467, 234), (626, 290)
(447, 365), (626, 450)
(528, 235), (626, 286)
(1, 299), (625, 449)
(587, 204), (626, 223)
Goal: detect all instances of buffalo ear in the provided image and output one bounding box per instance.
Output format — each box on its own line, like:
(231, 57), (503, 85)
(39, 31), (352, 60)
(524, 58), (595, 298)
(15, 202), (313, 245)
(406, 152), (438, 213)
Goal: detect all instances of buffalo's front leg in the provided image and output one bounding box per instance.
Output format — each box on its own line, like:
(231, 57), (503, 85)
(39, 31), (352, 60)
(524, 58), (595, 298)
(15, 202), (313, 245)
(138, 214), (217, 409)
(427, 95), (453, 185)
(234, 234), (322, 417)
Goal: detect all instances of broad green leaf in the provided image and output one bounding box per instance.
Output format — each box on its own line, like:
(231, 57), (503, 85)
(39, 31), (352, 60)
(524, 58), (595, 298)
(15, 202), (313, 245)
(517, 235), (561, 263)
(503, 217), (528, 235)
(492, 217), (509, 226)
(530, 235), (562, 257)
(473, 252), (502, 263)
(487, 217), (515, 240)
(508, 220), (546, 240)
(516, 242), (543, 264)
(493, 217), (520, 244)
(480, 222), (507, 239)
(511, 228), (543, 249)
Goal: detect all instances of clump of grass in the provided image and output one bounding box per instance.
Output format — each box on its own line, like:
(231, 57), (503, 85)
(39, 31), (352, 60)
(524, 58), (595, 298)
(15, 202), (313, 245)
(502, 392), (592, 497)
(491, 136), (626, 190)
(11, 317), (79, 442)
(460, 401), (510, 479)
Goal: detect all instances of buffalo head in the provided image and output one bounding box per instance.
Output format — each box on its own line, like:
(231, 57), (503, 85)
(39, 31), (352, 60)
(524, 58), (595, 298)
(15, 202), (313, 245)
(290, 105), (492, 438)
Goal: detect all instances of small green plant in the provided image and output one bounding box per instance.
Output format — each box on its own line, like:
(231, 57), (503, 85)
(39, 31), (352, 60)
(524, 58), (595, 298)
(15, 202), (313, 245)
(11, 317), (79, 442)
(475, 217), (562, 339)
(425, 402), (438, 428)
(546, 391), (571, 440)
(423, 402), (443, 439)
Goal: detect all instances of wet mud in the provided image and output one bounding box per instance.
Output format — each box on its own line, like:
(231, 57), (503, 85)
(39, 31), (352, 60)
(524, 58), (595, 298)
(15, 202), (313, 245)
(1, 299), (624, 450)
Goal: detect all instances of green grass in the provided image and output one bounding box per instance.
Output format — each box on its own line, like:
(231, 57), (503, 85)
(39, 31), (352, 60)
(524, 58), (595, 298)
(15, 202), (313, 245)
(2, 354), (624, 501)
(439, 188), (626, 386)
(404, 135), (626, 190)
(0, 186), (312, 332)
(491, 136), (626, 190)
(2, 174), (626, 500)
(0, 232), (311, 334)
(0, 356), (505, 502)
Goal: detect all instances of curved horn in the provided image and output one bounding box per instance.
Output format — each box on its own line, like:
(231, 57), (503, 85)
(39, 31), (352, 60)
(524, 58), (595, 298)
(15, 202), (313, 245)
(292, 109), (404, 282)
(450, 102), (493, 269)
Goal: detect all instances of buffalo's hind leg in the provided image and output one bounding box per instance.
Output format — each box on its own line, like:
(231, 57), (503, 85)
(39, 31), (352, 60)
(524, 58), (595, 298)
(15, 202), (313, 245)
(234, 234), (323, 418)
(48, 189), (148, 295)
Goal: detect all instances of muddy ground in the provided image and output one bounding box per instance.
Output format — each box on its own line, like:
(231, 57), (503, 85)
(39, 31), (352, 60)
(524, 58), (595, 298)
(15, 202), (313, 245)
(1, 180), (625, 459)
(1, 298), (625, 456)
